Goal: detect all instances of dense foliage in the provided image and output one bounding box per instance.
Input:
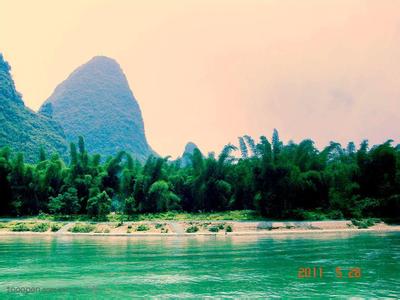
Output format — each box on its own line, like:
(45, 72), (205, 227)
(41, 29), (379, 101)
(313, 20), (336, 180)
(0, 54), (67, 162)
(0, 131), (399, 220)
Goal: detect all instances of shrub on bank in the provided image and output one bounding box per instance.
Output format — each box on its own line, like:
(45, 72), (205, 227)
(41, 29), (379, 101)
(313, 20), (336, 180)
(51, 223), (62, 232)
(208, 226), (219, 232)
(0, 222), (9, 229)
(11, 223), (30, 232)
(186, 225), (199, 233)
(155, 223), (164, 229)
(351, 218), (381, 229)
(136, 224), (150, 231)
(68, 223), (95, 233)
(31, 223), (50, 232)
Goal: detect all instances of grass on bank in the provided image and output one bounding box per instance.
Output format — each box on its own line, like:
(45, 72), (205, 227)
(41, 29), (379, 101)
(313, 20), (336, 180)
(33, 209), (348, 222)
(0, 221), (63, 232)
(32, 210), (263, 222)
(11, 222), (31, 232)
(0, 210), (390, 232)
(31, 222), (50, 232)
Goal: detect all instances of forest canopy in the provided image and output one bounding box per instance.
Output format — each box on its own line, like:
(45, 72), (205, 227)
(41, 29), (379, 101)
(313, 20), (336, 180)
(0, 130), (399, 221)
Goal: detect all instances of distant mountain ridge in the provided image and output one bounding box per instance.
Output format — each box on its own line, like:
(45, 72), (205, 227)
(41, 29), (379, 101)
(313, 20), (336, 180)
(0, 54), (67, 161)
(40, 56), (154, 160)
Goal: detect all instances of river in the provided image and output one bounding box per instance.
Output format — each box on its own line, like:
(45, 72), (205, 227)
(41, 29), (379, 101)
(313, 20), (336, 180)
(0, 232), (399, 299)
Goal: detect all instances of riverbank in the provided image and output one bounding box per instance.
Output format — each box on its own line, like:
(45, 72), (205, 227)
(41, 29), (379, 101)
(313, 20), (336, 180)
(0, 219), (399, 236)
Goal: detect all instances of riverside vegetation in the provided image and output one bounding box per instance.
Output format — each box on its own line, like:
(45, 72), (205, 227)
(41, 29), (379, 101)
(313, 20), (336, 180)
(0, 130), (399, 224)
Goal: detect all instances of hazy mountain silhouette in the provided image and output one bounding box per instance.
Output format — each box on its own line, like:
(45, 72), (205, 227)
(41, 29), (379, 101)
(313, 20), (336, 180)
(40, 56), (153, 160)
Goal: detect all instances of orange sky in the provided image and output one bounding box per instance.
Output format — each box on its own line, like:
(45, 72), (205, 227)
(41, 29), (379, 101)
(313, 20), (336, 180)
(1, 0), (399, 157)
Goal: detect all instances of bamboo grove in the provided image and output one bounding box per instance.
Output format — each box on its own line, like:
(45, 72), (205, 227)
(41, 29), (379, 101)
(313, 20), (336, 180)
(0, 130), (399, 220)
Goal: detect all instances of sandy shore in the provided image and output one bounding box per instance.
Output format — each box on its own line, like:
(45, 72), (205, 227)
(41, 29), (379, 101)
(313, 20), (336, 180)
(0, 220), (399, 237)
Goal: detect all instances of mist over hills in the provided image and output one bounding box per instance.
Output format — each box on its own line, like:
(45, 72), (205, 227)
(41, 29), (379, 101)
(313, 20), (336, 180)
(40, 56), (153, 161)
(0, 54), (67, 161)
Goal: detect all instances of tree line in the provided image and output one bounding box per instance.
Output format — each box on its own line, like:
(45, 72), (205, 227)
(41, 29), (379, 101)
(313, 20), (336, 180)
(0, 130), (399, 220)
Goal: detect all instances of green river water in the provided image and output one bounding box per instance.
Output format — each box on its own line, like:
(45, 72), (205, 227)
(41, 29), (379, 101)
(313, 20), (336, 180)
(0, 232), (399, 299)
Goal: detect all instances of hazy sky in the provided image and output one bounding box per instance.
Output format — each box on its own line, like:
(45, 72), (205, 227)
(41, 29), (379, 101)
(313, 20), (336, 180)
(1, 0), (399, 157)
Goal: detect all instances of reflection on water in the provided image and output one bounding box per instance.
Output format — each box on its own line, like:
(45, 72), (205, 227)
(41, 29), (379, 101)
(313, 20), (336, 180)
(0, 232), (399, 299)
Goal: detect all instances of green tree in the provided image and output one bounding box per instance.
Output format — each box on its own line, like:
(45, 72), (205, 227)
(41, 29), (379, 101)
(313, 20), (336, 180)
(123, 196), (137, 215)
(0, 147), (12, 215)
(48, 187), (80, 214)
(148, 180), (180, 212)
(86, 191), (112, 219)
